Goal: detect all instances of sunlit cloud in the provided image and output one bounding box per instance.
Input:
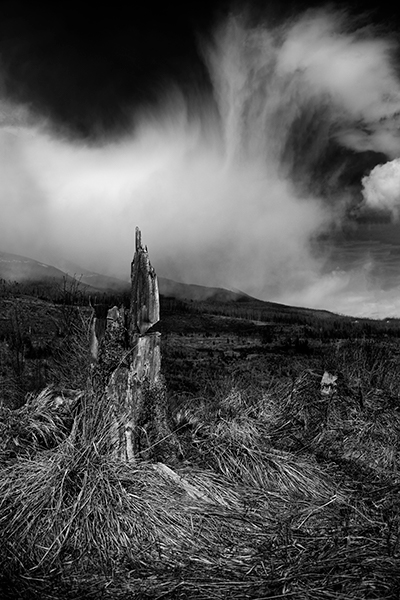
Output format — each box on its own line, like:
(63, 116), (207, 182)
(362, 158), (400, 219)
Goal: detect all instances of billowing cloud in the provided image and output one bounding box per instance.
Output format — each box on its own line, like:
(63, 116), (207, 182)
(277, 11), (400, 128)
(2, 7), (400, 316)
(362, 159), (400, 218)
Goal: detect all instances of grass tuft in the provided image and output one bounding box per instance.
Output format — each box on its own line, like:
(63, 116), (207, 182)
(1, 364), (400, 598)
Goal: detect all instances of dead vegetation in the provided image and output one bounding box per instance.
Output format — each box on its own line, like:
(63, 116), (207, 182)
(1, 291), (400, 598)
(1, 359), (400, 598)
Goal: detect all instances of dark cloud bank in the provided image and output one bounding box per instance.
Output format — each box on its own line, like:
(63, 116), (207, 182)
(1, 1), (400, 317)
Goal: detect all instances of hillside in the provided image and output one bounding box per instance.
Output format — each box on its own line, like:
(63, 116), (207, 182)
(0, 251), (70, 282)
(158, 276), (256, 303)
(0, 250), (348, 322)
(0, 250), (257, 302)
(1, 257), (400, 599)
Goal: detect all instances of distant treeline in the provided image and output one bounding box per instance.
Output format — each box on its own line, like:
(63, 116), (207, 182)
(0, 278), (130, 308)
(160, 296), (400, 339)
(2, 279), (400, 340)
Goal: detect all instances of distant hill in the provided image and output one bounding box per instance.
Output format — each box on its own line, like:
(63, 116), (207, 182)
(157, 277), (255, 303)
(0, 251), (71, 283)
(0, 251), (257, 303)
(54, 258), (257, 303)
(1, 250), (362, 321)
(51, 258), (131, 292)
(0, 251), (126, 295)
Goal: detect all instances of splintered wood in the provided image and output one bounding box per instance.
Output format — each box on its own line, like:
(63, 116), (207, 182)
(130, 227), (160, 337)
(93, 227), (179, 463)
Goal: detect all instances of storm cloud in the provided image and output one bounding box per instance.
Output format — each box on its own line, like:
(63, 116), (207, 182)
(1, 5), (400, 316)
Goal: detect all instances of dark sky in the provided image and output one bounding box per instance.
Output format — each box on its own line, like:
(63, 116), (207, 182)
(0, 1), (220, 138)
(1, 0), (400, 317)
(0, 0), (397, 139)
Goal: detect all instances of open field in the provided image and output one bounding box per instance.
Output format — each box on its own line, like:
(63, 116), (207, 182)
(1, 284), (400, 598)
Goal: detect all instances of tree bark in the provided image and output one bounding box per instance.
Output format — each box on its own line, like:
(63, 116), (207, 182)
(93, 227), (179, 462)
(129, 227), (160, 339)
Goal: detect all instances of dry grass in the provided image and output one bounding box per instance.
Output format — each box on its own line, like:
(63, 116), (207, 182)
(0, 387), (82, 464)
(1, 362), (400, 598)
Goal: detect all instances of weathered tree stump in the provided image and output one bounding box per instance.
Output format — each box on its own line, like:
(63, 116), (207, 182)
(130, 227), (160, 339)
(91, 227), (179, 462)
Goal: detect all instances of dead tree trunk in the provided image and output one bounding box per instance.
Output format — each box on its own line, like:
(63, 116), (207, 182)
(92, 227), (179, 462)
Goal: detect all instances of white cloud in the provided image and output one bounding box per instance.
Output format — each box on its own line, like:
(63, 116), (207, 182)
(362, 159), (400, 218)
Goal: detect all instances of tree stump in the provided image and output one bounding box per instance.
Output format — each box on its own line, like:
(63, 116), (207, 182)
(91, 227), (180, 462)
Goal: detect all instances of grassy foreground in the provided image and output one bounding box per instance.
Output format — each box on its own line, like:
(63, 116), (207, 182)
(0, 305), (400, 598)
(1, 384), (400, 597)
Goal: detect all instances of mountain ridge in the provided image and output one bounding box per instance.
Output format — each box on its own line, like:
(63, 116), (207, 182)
(0, 250), (354, 321)
(0, 250), (259, 304)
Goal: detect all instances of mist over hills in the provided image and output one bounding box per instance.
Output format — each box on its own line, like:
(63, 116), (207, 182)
(0, 251), (70, 282)
(0, 250), (364, 326)
(0, 250), (259, 303)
